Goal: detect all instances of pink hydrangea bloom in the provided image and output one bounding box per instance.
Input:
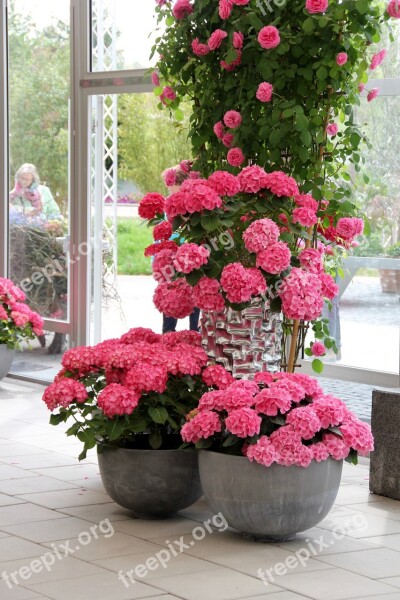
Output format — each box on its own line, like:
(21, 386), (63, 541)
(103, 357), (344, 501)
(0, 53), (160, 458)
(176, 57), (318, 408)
(256, 242), (291, 275)
(153, 221), (173, 242)
(230, 380), (260, 395)
(138, 193), (165, 219)
(43, 379), (88, 411)
(254, 372), (275, 385)
(311, 341), (326, 357)
(295, 194), (319, 212)
(367, 88), (379, 102)
(144, 240), (178, 258)
(233, 31), (244, 50)
(220, 386), (256, 411)
(152, 249), (176, 284)
(172, 0), (193, 19)
(312, 442), (330, 462)
(306, 0), (329, 13)
(237, 165), (268, 193)
(270, 426), (303, 466)
(279, 268), (324, 321)
(258, 26), (280, 50)
(198, 390), (228, 411)
(202, 364), (235, 390)
(312, 394), (348, 428)
(387, 0), (400, 18)
(322, 433), (350, 460)
(222, 133), (234, 148)
(336, 217), (364, 242)
(160, 330), (202, 348)
(242, 218), (280, 253)
(286, 406), (322, 440)
(254, 387), (292, 416)
(290, 372), (323, 398)
(225, 408), (262, 438)
(208, 29), (228, 50)
(173, 243), (210, 274)
(181, 410), (221, 443)
(292, 207), (318, 227)
(339, 414), (374, 455)
(207, 171), (240, 196)
(336, 52), (348, 66)
(263, 171), (299, 197)
(227, 148), (245, 167)
(320, 272), (339, 300)
(213, 121), (225, 140)
(163, 168), (177, 187)
(245, 436), (279, 467)
(256, 82), (273, 102)
(153, 279), (195, 319)
(299, 248), (323, 274)
(219, 0), (233, 19)
(370, 49), (387, 71)
(223, 110), (242, 129)
(326, 123), (338, 136)
(124, 362), (168, 394)
(98, 383), (140, 417)
(0, 305), (8, 320)
(192, 38), (210, 56)
(164, 191), (187, 220)
(272, 378), (306, 402)
(247, 268), (267, 297)
(120, 328), (162, 345)
(192, 276), (225, 312)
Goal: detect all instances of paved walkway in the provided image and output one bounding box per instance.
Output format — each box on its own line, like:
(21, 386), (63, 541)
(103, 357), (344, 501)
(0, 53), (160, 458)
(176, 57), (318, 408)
(1, 378), (400, 600)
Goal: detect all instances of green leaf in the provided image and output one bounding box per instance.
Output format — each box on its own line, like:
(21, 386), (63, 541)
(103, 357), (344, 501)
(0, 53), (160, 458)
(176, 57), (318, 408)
(149, 431), (163, 449)
(201, 213), (220, 232)
(174, 108), (184, 121)
(316, 66), (328, 81)
(312, 359), (324, 374)
(165, 15), (174, 26)
(148, 406), (169, 424)
(301, 129), (312, 147)
(302, 18), (315, 34)
(304, 348), (313, 357)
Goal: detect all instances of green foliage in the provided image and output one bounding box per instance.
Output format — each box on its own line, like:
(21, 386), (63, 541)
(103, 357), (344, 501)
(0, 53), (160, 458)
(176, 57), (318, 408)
(115, 218), (153, 275)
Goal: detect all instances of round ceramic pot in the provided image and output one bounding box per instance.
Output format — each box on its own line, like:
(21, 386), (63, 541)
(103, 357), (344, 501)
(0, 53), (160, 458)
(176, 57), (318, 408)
(0, 345), (16, 380)
(199, 450), (342, 541)
(98, 446), (202, 519)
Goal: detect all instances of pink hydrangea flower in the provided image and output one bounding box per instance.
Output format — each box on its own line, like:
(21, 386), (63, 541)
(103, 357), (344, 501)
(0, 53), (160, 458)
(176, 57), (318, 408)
(164, 191), (187, 220)
(370, 49), (387, 71)
(311, 341), (326, 357)
(322, 433), (350, 460)
(180, 179), (223, 213)
(153, 221), (173, 242)
(258, 26), (280, 50)
(326, 123), (338, 136)
(299, 248), (323, 274)
(286, 406), (322, 440)
(279, 268), (324, 321)
(339, 414), (374, 455)
(219, 386), (256, 411)
(263, 171), (299, 197)
(193, 276), (225, 312)
(181, 410), (221, 443)
(245, 436), (279, 467)
(387, 0), (400, 18)
(256, 82), (273, 102)
(312, 442), (330, 462)
(227, 148), (245, 167)
(207, 171), (240, 196)
(306, 0), (329, 13)
(270, 426), (305, 467)
(225, 408), (262, 438)
(172, 0), (193, 19)
(295, 194), (319, 212)
(124, 362), (168, 394)
(336, 52), (348, 66)
(138, 193), (165, 219)
(208, 29), (228, 50)
(242, 218), (280, 253)
(254, 387), (292, 416)
(219, 0), (233, 19)
(163, 168), (177, 187)
(230, 379), (260, 395)
(152, 249), (176, 284)
(98, 383), (140, 417)
(367, 88), (379, 102)
(233, 31), (244, 50)
(312, 394), (348, 428)
(254, 372), (275, 386)
(320, 272), (339, 300)
(198, 390), (227, 411)
(223, 110), (242, 129)
(336, 217), (364, 242)
(247, 268), (267, 297)
(213, 121), (225, 140)
(43, 379), (88, 411)
(202, 364), (235, 390)
(173, 243), (210, 274)
(237, 165), (268, 193)
(272, 378), (306, 402)
(144, 240), (178, 258)
(192, 38), (210, 56)
(290, 372), (323, 398)
(153, 279), (195, 318)
(292, 207), (318, 227)
(256, 241), (291, 274)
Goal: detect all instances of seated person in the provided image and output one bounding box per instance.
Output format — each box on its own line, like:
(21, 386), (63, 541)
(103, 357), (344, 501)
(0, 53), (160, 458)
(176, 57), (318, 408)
(10, 163), (61, 220)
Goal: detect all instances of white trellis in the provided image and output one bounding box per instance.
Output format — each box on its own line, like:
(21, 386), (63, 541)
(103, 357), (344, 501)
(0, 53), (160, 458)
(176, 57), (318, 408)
(91, 0), (118, 342)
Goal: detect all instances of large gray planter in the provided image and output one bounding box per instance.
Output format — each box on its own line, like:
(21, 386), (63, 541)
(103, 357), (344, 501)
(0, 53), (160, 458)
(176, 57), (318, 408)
(98, 446), (202, 519)
(0, 345), (16, 380)
(199, 451), (342, 540)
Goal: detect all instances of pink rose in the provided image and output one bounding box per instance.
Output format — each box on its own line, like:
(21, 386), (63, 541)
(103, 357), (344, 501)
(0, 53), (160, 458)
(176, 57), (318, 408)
(258, 26), (280, 50)
(172, 0), (193, 19)
(222, 133), (234, 148)
(305, 0), (328, 13)
(367, 88), (379, 102)
(387, 0), (400, 18)
(227, 147), (245, 167)
(336, 52), (348, 66)
(358, 83), (365, 93)
(326, 123), (338, 136)
(223, 110), (242, 129)
(213, 121), (225, 140)
(256, 82), (273, 102)
(219, 0), (233, 19)
(163, 168), (177, 187)
(232, 0), (250, 4)
(208, 29), (228, 51)
(233, 32), (244, 50)
(370, 49), (387, 71)
(192, 38), (210, 56)
(151, 72), (160, 86)
(311, 341), (326, 357)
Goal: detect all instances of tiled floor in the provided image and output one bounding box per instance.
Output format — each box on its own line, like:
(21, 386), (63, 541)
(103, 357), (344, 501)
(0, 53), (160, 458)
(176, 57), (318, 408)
(1, 378), (400, 600)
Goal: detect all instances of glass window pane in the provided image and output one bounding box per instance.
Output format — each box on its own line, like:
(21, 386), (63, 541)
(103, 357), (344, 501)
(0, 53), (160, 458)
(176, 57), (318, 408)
(91, 0), (161, 71)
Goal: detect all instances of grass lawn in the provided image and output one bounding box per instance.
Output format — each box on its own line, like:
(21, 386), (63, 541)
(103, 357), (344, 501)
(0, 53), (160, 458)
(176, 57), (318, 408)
(117, 218), (153, 275)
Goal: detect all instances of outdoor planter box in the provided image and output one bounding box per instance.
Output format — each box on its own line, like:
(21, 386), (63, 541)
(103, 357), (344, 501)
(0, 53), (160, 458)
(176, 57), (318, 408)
(370, 390), (400, 500)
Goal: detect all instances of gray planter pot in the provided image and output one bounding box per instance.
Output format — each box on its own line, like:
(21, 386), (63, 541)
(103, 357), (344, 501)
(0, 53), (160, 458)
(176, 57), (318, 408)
(199, 450), (342, 541)
(98, 446), (202, 519)
(0, 345), (16, 380)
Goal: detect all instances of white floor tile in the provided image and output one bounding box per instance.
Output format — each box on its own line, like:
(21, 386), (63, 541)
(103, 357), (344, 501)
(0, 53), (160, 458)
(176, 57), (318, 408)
(55, 502), (132, 523)
(0, 504), (66, 527)
(316, 547), (400, 578)
(32, 464), (101, 481)
(1, 517), (103, 543)
(16, 489), (110, 509)
(0, 476), (79, 495)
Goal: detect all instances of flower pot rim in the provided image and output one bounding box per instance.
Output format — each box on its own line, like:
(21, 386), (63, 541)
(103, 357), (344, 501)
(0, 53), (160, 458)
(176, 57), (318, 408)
(97, 444), (196, 454)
